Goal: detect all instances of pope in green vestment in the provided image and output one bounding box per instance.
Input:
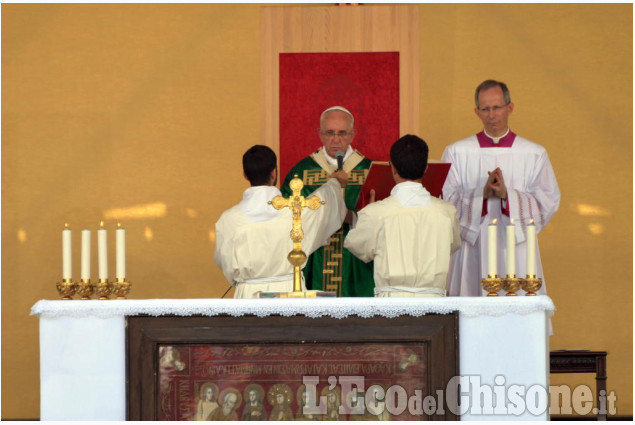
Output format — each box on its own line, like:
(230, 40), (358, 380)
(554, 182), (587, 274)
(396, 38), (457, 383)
(281, 106), (374, 297)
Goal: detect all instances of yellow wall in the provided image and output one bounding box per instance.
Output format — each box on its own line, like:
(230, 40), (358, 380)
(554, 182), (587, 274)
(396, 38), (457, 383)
(2, 3), (631, 419)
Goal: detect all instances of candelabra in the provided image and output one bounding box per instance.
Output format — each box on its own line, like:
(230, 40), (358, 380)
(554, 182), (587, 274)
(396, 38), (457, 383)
(482, 275), (542, 296)
(480, 275), (504, 296)
(56, 221), (131, 300)
(56, 278), (78, 300)
(521, 275), (542, 296)
(94, 278), (113, 300)
(57, 277), (132, 300)
(503, 275), (522, 296)
(77, 278), (95, 300)
(112, 277), (132, 299)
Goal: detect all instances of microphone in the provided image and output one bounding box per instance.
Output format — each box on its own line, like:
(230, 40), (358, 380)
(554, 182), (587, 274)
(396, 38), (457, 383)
(335, 150), (344, 171)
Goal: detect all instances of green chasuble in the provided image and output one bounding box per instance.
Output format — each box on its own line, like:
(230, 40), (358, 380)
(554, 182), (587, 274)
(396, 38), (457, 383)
(281, 149), (374, 297)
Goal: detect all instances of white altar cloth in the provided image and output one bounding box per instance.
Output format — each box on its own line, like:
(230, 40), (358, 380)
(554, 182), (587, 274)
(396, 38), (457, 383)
(31, 296), (555, 421)
(31, 295), (554, 319)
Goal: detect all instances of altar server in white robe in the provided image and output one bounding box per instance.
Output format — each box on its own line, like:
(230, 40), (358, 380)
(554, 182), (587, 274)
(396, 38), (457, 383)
(214, 145), (348, 298)
(345, 135), (461, 297)
(441, 80), (561, 296)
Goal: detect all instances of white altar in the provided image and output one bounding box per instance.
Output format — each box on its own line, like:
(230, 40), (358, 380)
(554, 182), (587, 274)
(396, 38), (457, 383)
(31, 296), (554, 421)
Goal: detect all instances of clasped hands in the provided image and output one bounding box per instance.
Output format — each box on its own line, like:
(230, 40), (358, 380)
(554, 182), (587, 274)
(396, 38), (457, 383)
(483, 167), (507, 200)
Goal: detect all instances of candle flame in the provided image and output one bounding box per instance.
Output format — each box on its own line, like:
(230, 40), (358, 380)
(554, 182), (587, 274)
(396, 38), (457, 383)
(529, 218), (534, 225)
(100, 220), (105, 227)
(64, 223), (69, 228)
(510, 218), (514, 225)
(492, 219), (498, 225)
(117, 222), (122, 228)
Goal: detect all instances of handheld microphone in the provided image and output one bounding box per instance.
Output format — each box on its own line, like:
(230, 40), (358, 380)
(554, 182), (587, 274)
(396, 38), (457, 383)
(335, 150), (344, 171)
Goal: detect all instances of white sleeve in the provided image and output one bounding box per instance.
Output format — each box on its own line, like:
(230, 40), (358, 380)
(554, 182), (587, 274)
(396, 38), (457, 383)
(441, 146), (484, 246)
(507, 149), (561, 242)
(343, 207), (377, 263)
(448, 204), (462, 254)
(300, 178), (347, 255)
(213, 215), (237, 286)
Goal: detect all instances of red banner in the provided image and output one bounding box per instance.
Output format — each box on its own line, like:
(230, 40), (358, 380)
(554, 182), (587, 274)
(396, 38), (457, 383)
(279, 52), (400, 180)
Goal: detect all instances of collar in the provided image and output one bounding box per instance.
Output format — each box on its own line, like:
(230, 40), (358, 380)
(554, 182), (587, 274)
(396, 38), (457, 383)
(239, 186), (281, 223)
(477, 129), (516, 147)
(322, 145), (354, 166)
(390, 181), (431, 207)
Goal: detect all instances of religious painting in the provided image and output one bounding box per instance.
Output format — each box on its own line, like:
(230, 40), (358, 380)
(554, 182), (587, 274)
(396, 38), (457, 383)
(242, 383), (267, 420)
(127, 313), (458, 420)
(155, 342), (428, 420)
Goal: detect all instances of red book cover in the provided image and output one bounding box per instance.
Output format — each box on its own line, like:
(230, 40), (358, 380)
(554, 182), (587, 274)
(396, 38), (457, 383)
(356, 161), (451, 210)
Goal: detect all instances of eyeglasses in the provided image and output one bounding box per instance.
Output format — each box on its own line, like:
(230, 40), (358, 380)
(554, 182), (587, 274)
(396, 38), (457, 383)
(478, 104), (510, 114)
(318, 129), (353, 139)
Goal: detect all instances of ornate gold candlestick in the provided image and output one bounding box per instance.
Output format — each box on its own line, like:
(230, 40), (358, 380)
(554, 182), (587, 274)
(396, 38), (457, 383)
(481, 275), (503, 296)
(503, 275), (521, 296)
(56, 278), (78, 300)
(95, 278), (113, 300)
(521, 275), (542, 296)
(77, 278), (95, 300)
(112, 277), (132, 299)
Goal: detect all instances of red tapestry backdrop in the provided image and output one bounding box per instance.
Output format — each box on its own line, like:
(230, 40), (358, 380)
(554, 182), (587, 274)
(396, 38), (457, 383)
(279, 52), (400, 181)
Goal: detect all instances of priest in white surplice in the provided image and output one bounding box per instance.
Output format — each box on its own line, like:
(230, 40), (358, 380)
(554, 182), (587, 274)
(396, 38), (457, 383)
(441, 80), (561, 296)
(214, 145), (348, 298)
(345, 135), (461, 297)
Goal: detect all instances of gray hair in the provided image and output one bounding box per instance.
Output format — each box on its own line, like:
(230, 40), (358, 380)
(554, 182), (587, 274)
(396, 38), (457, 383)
(474, 80), (511, 108)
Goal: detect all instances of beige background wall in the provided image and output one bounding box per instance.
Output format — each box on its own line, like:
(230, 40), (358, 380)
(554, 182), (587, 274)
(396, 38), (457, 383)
(2, 3), (632, 419)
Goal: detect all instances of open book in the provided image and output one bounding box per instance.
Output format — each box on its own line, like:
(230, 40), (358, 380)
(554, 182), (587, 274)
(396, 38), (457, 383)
(355, 161), (451, 210)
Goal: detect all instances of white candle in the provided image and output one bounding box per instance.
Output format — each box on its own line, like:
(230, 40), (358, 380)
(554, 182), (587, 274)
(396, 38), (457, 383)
(62, 224), (72, 280)
(527, 220), (536, 276)
(81, 229), (91, 280)
(488, 219), (498, 277)
(98, 222), (108, 280)
(506, 219), (516, 276)
(116, 223), (126, 279)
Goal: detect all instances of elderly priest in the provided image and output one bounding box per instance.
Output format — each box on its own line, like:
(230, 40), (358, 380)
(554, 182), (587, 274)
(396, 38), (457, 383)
(281, 106), (374, 297)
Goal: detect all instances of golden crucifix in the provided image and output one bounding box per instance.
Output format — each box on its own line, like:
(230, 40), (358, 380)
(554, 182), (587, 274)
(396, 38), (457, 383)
(269, 174), (324, 293)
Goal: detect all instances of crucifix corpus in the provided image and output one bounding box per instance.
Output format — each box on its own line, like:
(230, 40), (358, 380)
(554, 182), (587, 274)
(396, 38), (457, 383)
(268, 174), (332, 298)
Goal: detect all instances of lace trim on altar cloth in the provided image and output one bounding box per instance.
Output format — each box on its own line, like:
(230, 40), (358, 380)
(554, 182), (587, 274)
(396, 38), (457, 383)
(30, 296), (555, 320)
